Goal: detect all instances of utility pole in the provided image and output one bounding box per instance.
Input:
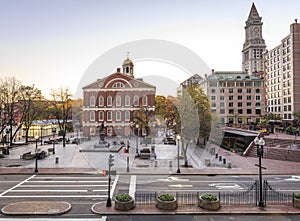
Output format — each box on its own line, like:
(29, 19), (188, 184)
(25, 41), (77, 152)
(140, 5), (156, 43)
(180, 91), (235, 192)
(106, 154), (114, 207)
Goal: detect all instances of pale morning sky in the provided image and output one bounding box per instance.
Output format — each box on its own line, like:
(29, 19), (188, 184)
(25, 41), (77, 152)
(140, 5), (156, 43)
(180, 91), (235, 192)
(0, 0), (299, 98)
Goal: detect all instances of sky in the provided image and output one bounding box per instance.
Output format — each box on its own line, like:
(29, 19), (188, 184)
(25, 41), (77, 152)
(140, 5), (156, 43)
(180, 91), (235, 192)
(0, 0), (299, 98)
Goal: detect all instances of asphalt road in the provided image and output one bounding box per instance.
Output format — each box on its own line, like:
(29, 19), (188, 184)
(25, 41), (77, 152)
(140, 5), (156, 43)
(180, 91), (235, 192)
(0, 174), (299, 219)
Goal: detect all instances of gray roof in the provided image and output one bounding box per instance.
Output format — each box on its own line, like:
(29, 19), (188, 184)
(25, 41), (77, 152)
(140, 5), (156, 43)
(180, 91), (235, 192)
(207, 72), (262, 81)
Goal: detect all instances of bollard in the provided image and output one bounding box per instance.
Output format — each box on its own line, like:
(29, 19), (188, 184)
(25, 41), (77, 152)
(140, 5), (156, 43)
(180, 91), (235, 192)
(223, 158), (226, 164)
(227, 161), (232, 168)
(55, 156), (59, 164)
(215, 153), (218, 158)
(169, 160), (172, 167)
(154, 160), (158, 167)
(219, 155), (222, 161)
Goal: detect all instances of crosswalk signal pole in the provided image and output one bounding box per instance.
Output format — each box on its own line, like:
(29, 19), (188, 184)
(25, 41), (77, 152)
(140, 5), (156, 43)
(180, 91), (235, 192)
(106, 154), (114, 207)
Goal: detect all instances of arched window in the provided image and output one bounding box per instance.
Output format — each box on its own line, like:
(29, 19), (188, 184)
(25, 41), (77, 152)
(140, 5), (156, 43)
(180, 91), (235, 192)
(107, 96), (112, 106)
(107, 111), (112, 121)
(90, 96), (95, 107)
(134, 95), (139, 106)
(125, 111), (130, 121)
(116, 95), (121, 107)
(125, 95), (130, 107)
(112, 82), (125, 88)
(99, 111), (104, 121)
(116, 111), (121, 121)
(142, 96), (148, 106)
(90, 111), (95, 121)
(99, 96), (104, 106)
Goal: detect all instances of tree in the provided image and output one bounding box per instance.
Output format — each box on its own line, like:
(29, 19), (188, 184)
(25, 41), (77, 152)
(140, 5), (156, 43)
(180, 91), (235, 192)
(20, 85), (44, 143)
(0, 77), (22, 146)
(50, 87), (73, 147)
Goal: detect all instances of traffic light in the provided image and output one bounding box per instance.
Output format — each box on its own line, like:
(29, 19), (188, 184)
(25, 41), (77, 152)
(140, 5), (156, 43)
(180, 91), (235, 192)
(108, 154), (114, 168)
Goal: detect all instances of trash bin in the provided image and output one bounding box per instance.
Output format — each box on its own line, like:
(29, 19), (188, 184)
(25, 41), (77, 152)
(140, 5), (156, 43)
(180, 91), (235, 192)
(151, 145), (155, 152)
(55, 156), (59, 164)
(169, 160), (172, 167)
(154, 160), (158, 167)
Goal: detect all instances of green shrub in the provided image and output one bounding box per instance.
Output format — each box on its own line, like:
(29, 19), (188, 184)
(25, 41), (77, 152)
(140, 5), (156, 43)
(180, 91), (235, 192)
(201, 193), (218, 202)
(158, 193), (175, 201)
(115, 194), (133, 202)
(294, 193), (300, 200)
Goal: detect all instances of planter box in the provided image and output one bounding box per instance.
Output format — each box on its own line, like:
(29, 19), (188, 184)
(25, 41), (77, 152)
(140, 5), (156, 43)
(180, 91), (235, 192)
(294, 198), (300, 208)
(198, 195), (220, 210)
(156, 197), (178, 210)
(114, 198), (135, 211)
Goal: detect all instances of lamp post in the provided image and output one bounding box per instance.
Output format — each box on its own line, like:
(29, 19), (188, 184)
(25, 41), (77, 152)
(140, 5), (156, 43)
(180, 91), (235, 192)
(34, 135), (39, 173)
(126, 152), (130, 172)
(135, 124), (139, 157)
(52, 126), (56, 154)
(254, 136), (265, 207)
(176, 134), (181, 173)
(40, 126), (43, 146)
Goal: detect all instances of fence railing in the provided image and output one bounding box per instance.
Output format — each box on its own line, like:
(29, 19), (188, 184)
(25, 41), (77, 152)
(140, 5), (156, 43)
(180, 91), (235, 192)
(133, 180), (293, 207)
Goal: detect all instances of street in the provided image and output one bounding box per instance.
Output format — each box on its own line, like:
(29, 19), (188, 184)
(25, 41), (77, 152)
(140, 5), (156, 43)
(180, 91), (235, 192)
(0, 174), (299, 219)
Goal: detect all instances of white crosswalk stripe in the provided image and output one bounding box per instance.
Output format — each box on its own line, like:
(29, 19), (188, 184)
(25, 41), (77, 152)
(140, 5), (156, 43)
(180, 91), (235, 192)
(0, 175), (119, 200)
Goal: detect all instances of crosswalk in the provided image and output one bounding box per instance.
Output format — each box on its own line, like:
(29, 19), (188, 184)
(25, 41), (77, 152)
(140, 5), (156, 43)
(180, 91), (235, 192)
(0, 174), (119, 200)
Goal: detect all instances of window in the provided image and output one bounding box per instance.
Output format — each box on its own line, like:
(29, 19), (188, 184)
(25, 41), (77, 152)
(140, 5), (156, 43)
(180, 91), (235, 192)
(134, 95), (139, 106)
(90, 96), (95, 107)
(237, 88), (243, 93)
(107, 96), (112, 106)
(116, 95), (121, 107)
(255, 109), (261, 115)
(125, 96), (130, 106)
(99, 96), (104, 106)
(238, 96), (243, 100)
(107, 111), (112, 121)
(229, 88), (234, 93)
(220, 109), (225, 114)
(238, 109), (243, 114)
(220, 96), (224, 101)
(112, 82), (124, 88)
(211, 96), (216, 101)
(247, 96), (251, 100)
(238, 102), (243, 107)
(219, 89), (225, 93)
(229, 109), (234, 114)
(229, 102), (234, 107)
(125, 111), (130, 121)
(256, 89), (260, 93)
(220, 102), (225, 107)
(255, 95), (261, 101)
(229, 96), (233, 100)
(247, 109), (252, 114)
(211, 103), (216, 108)
(256, 103), (261, 108)
(116, 111), (121, 121)
(90, 111), (95, 121)
(99, 111), (104, 121)
(142, 96), (148, 106)
(247, 88), (252, 93)
(211, 89), (215, 93)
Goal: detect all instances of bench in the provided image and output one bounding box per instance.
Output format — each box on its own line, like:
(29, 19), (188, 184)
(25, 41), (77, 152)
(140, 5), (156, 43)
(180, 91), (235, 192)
(20, 151), (32, 159)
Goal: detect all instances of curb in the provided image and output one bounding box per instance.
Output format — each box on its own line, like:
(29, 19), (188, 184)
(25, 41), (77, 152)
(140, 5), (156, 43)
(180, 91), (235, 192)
(1, 201), (72, 215)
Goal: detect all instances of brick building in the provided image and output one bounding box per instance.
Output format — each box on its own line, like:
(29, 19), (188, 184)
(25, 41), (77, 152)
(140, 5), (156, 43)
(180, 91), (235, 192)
(82, 58), (156, 137)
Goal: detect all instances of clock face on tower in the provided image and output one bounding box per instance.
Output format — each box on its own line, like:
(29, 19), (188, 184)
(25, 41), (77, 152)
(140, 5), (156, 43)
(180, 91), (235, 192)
(253, 26), (260, 37)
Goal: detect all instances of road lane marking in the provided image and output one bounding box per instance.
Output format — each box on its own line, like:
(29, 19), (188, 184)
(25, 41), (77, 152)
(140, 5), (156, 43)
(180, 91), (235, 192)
(129, 175), (136, 197)
(26, 180), (109, 183)
(110, 175), (119, 198)
(0, 175), (35, 197)
(10, 190), (88, 192)
(209, 183), (244, 190)
(169, 184), (193, 188)
(0, 195), (107, 198)
(157, 176), (190, 182)
(32, 176), (108, 179)
(21, 184), (108, 187)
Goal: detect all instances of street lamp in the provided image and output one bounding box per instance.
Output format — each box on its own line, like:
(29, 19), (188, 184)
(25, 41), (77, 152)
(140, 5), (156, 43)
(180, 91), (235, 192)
(126, 152), (130, 172)
(254, 136), (265, 207)
(135, 124), (139, 157)
(176, 134), (181, 173)
(34, 135), (39, 173)
(52, 126), (56, 154)
(40, 126), (43, 146)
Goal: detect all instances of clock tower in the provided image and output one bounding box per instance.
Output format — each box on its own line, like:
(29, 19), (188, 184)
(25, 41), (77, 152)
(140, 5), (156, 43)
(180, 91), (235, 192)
(242, 3), (266, 75)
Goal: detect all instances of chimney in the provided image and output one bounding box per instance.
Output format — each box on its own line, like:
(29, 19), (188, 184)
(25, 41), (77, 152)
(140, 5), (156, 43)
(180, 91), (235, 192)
(117, 68), (121, 73)
(211, 69), (215, 75)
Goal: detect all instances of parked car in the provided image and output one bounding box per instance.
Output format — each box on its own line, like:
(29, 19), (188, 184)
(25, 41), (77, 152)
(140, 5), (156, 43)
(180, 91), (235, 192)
(163, 137), (176, 145)
(44, 139), (59, 144)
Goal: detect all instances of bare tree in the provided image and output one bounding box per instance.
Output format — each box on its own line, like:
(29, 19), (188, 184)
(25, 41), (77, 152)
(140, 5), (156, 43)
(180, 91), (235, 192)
(50, 87), (73, 147)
